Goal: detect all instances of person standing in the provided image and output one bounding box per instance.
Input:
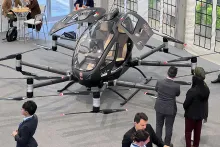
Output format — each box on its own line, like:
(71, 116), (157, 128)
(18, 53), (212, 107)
(154, 66), (180, 147)
(74, 0), (94, 27)
(24, 0), (41, 31)
(12, 100), (38, 147)
(183, 67), (210, 147)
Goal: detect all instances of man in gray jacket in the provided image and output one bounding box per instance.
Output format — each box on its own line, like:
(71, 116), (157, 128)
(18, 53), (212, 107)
(155, 66), (180, 147)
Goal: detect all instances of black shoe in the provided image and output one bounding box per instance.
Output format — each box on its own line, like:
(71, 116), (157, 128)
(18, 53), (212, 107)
(211, 78), (220, 83)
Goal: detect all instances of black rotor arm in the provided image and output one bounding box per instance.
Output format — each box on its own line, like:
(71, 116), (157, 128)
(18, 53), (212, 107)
(138, 61), (191, 67)
(106, 80), (155, 91)
(140, 44), (165, 60)
(128, 59), (192, 67)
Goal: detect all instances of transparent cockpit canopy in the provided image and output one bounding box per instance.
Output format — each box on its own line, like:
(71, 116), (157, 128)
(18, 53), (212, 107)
(49, 7), (106, 35)
(73, 20), (115, 71)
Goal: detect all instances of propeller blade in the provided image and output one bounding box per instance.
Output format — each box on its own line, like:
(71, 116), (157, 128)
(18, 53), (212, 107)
(166, 52), (182, 58)
(34, 76), (63, 80)
(145, 45), (181, 58)
(62, 109), (128, 115)
(153, 31), (185, 44)
(34, 44), (51, 50)
(0, 64), (16, 71)
(145, 44), (156, 49)
(0, 76), (62, 80)
(101, 109), (127, 114)
(176, 69), (220, 78)
(62, 111), (93, 115)
(0, 90), (97, 101)
(61, 90), (106, 96)
(0, 48), (41, 62)
(21, 71), (38, 76)
(20, 71), (63, 80)
(144, 91), (156, 96)
(174, 81), (191, 85)
(35, 43), (72, 57)
(144, 92), (183, 104)
(0, 97), (27, 101)
(167, 53), (217, 63)
(0, 94), (63, 101)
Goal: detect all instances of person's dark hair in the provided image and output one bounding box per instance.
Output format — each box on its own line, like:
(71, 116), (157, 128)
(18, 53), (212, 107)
(131, 130), (150, 142)
(134, 112), (148, 123)
(167, 66), (178, 78)
(22, 100), (37, 115)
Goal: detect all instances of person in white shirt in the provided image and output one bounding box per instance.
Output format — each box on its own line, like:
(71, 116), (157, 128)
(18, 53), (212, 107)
(130, 130), (150, 147)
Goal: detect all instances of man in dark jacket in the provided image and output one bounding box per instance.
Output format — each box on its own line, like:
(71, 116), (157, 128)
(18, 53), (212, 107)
(122, 112), (169, 147)
(154, 66), (180, 147)
(12, 100), (38, 147)
(183, 67), (210, 147)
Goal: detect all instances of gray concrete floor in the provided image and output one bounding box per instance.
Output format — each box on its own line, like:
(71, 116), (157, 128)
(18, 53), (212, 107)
(0, 32), (219, 147)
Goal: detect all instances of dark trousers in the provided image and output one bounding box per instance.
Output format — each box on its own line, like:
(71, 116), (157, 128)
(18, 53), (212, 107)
(185, 118), (202, 147)
(156, 112), (176, 146)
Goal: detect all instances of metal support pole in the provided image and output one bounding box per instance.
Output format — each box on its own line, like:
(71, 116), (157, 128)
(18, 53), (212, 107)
(27, 78), (34, 98)
(93, 92), (100, 113)
(33, 76), (70, 88)
(16, 54), (22, 71)
(191, 57), (197, 75)
(52, 35), (57, 51)
(21, 61), (66, 75)
(52, 34), (75, 51)
(56, 42), (75, 51)
(139, 61), (192, 67)
(163, 37), (168, 53)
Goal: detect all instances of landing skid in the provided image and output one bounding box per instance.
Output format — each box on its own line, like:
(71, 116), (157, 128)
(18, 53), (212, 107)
(108, 67), (152, 106)
(57, 81), (75, 92)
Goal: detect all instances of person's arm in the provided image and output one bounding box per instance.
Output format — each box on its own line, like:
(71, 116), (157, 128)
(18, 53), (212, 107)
(14, 126), (31, 145)
(122, 134), (132, 147)
(155, 81), (159, 92)
(183, 89), (194, 110)
(176, 85), (180, 97)
(147, 124), (164, 147)
(26, 0), (37, 9)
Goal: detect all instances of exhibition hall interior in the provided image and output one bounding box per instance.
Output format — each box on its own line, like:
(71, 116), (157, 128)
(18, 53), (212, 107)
(0, 0), (220, 147)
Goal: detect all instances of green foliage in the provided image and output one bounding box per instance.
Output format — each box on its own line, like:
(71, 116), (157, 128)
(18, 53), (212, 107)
(149, 0), (160, 9)
(149, 0), (154, 8)
(195, 1), (220, 29)
(217, 6), (220, 29)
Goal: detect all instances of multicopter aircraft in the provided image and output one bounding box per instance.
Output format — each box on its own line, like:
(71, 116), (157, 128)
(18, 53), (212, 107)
(0, 8), (216, 115)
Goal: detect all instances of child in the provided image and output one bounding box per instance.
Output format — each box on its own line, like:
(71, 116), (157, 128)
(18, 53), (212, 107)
(12, 100), (38, 147)
(130, 130), (150, 147)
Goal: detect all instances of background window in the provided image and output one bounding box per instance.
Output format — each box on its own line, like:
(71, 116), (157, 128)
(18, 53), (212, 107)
(194, 0), (212, 50)
(215, 1), (220, 52)
(148, 0), (161, 31)
(162, 0), (176, 37)
(111, 0), (137, 23)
